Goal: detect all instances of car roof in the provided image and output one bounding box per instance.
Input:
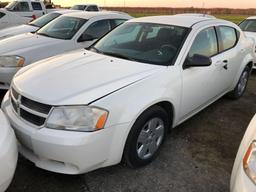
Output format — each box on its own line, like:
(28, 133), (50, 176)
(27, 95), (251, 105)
(129, 15), (216, 28)
(175, 13), (216, 19)
(246, 16), (256, 20)
(62, 11), (132, 20)
(73, 4), (98, 6)
(53, 9), (80, 14)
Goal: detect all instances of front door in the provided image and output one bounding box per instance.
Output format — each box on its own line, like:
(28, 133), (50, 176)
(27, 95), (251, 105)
(180, 26), (230, 120)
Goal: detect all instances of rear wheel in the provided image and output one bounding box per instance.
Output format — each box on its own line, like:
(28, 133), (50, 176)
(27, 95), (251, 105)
(123, 105), (169, 168)
(228, 66), (250, 99)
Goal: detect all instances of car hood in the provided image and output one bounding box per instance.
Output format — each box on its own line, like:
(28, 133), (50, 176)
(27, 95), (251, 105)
(13, 50), (164, 105)
(0, 25), (38, 39)
(0, 33), (63, 55)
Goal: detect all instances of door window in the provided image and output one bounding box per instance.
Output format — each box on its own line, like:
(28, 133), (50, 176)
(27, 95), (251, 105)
(217, 26), (238, 52)
(110, 19), (127, 28)
(188, 27), (218, 58)
(13, 2), (30, 11)
(82, 20), (111, 39)
(32, 2), (43, 10)
(86, 6), (98, 11)
(0, 12), (5, 19)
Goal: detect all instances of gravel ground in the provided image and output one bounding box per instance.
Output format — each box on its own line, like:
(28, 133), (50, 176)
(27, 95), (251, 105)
(2, 72), (256, 192)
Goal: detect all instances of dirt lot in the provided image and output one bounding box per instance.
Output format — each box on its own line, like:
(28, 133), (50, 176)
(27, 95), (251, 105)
(1, 72), (255, 192)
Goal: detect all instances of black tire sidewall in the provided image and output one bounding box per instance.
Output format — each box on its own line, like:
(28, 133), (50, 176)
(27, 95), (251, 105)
(124, 105), (169, 168)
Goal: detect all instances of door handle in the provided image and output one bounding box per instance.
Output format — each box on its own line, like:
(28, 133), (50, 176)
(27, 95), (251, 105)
(215, 60), (228, 70)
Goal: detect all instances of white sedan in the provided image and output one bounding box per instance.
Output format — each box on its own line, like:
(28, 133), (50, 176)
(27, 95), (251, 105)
(0, 11), (132, 89)
(231, 115), (256, 192)
(0, 8), (30, 29)
(0, 10), (78, 40)
(1, 15), (255, 175)
(239, 16), (256, 69)
(0, 110), (18, 192)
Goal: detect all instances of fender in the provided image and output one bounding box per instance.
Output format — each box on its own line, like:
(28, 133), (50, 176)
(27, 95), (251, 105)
(231, 53), (254, 89)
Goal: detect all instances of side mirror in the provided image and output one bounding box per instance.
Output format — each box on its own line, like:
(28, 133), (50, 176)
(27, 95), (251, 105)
(78, 33), (95, 42)
(184, 54), (212, 69)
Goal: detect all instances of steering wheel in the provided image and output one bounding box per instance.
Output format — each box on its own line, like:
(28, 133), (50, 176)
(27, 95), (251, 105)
(160, 44), (177, 52)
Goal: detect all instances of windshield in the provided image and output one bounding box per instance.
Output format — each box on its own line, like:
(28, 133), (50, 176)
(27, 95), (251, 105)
(29, 13), (61, 28)
(5, 1), (17, 10)
(37, 16), (87, 40)
(70, 5), (87, 10)
(239, 19), (256, 32)
(92, 22), (189, 66)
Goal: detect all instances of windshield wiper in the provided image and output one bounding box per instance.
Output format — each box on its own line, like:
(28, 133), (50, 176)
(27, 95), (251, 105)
(88, 46), (102, 53)
(37, 32), (53, 38)
(101, 51), (136, 61)
(28, 23), (39, 27)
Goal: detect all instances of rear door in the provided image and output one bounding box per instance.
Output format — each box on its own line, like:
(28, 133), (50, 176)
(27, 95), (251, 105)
(31, 2), (45, 18)
(214, 26), (242, 91)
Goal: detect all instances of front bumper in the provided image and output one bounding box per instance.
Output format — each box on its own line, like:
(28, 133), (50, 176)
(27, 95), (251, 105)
(2, 94), (130, 175)
(231, 164), (256, 192)
(0, 67), (20, 89)
(0, 110), (18, 192)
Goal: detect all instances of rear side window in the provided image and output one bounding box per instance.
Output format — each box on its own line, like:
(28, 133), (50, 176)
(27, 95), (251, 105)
(32, 2), (42, 10)
(110, 19), (127, 28)
(13, 2), (30, 11)
(0, 12), (5, 19)
(188, 27), (218, 58)
(217, 26), (238, 52)
(83, 19), (111, 39)
(86, 6), (98, 11)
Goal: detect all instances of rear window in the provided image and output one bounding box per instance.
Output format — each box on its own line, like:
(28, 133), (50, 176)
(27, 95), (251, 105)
(70, 5), (87, 10)
(0, 12), (5, 19)
(29, 12), (61, 27)
(239, 19), (256, 32)
(32, 2), (42, 10)
(86, 6), (99, 11)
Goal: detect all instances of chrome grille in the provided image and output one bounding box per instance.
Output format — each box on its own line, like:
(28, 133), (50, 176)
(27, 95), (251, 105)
(10, 87), (52, 127)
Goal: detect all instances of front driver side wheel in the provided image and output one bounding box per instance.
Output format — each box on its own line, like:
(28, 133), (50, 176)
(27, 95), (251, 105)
(228, 65), (250, 99)
(123, 105), (170, 168)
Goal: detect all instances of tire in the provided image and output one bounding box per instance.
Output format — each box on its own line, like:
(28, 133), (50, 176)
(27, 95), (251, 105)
(123, 105), (170, 168)
(227, 66), (250, 99)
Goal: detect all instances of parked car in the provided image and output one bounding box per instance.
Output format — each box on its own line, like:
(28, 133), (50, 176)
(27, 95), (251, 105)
(0, 8), (30, 29)
(1, 15), (254, 175)
(231, 115), (256, 192)
(0, 110), (18, 192)
(5, 0), (47, 19)
(0, 11), (132, 89)
(0, 9), (78, 40)
(239, 16), (256, 69)
(70, 4), (100, 12)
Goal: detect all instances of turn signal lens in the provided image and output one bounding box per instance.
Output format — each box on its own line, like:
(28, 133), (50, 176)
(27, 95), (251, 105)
(243, 141), (256, 185)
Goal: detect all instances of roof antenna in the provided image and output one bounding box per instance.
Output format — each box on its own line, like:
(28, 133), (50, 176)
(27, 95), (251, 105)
(202, 1), (206, 15)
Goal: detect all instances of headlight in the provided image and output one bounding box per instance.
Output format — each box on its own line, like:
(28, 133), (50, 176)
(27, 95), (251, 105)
(243, 140), (256, 184)
(0, 55), (25, 67)
(46, 106), (108, 132)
